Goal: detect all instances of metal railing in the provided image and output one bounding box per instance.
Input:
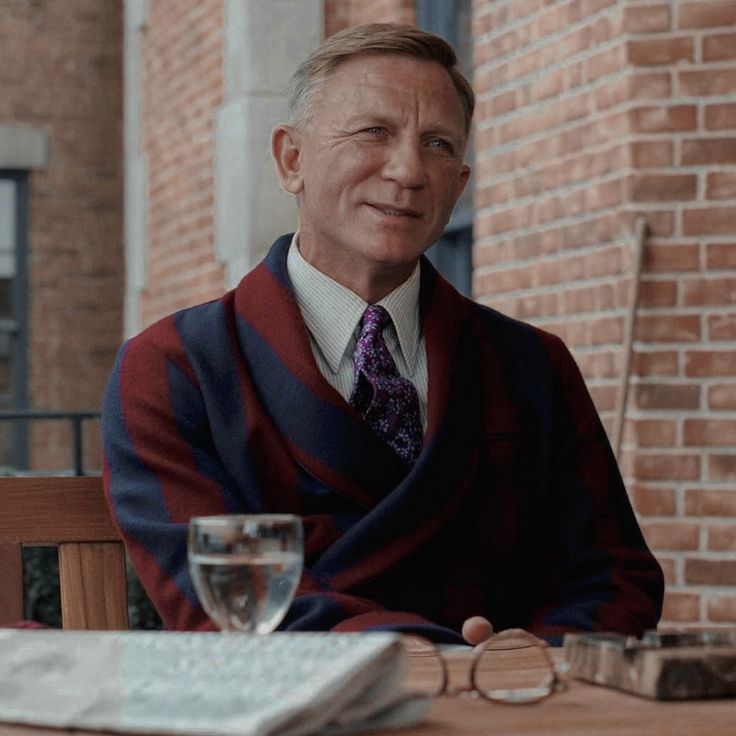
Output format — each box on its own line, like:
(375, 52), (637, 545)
(0, 410), (101, 476)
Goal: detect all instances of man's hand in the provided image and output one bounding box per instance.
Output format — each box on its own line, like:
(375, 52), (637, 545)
(461, 616), (494, 645)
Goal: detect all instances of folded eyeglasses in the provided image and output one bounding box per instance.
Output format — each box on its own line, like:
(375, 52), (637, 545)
(401, 628), (569, 704)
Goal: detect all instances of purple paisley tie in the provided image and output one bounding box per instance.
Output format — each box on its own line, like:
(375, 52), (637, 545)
(349, 304), (423, 463)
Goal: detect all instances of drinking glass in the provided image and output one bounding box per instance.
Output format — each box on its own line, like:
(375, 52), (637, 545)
(187, 514), (303, 633)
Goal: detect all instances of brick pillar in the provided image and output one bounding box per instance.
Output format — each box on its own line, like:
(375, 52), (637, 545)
(137, 0), (227, 327)
(474, 0), (736, 628)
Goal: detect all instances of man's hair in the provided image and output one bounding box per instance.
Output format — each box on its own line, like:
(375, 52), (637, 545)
(287, 23), (475, 135)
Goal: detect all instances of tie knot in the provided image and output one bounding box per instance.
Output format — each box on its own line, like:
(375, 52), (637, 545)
(360, 304), (391, 335)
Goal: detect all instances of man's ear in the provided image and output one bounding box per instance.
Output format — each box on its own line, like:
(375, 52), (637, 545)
(455, 163), (471, 202)
(271, 124), (304, 195)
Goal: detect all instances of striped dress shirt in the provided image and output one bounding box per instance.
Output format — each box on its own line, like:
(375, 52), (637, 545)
(287, 236), (429, 430)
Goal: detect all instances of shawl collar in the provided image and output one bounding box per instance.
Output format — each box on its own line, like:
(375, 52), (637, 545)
(232, 235), (519, 591)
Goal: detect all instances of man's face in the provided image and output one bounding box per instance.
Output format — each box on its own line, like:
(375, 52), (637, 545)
(279, 53), (470, 298)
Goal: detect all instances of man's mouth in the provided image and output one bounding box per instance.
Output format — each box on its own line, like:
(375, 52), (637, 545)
(369, 203), (421, 218)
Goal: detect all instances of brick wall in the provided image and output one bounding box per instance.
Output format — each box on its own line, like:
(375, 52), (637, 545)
(0, 0), (124, 472)
(474, 0), (736, 628)
(325, 0), (416, 37)
(138, 0), (226, 327)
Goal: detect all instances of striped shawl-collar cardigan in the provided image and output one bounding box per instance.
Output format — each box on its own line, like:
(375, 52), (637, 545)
(102, 234), (663, 642)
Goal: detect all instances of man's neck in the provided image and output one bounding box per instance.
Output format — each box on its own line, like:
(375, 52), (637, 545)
(295, 241), (418, 303)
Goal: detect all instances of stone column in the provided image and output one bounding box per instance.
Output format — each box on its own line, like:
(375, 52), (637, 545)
(216, 0), (323, 287)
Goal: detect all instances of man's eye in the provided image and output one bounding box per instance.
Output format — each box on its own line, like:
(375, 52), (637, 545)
(428, 138), (452, 151)
(363, 127), (385, 135)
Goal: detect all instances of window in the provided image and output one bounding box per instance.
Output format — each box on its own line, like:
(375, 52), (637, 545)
(0, 171), (29, 469)
(417, 0), (474, 296)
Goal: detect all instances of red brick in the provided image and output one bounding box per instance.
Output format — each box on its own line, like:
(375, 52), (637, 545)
(474, 265), (533, 295)
(709, 454), (736, 483)
(639, 279), (678, 308)
(629, 105), (697, 133)
(642, 521), (701, 551)
(707, 172), (736, 199)
(586, 45), (625, 81)
(684, 419), (736, 447)
(679, 1), (736, 29)
(683, 207), (736, 236)
(630, 140), (674, 167)
(621, 4), (671, 33)
(626, 37), (693, 65)
(657, 556), (677, 586)
(490, 90), (518, 116)
(703, 32), (736, 60)
(626, 419), (678, 448)
(685, 489), (736, 516)
(578, 350), (619, 380)
(559, 285), (616, 315)
(583, 0), (617, 13)
(644, 243), (700, 273)
(623, 209), (675, 237)
(636, 314), (701, 342)
(588, 384), (618, 412)
(661, 592), (701, 622)
(685, 350), (736, 377)
(634, 453), (701, 481)
(589, 315), (624, 345)
(685, 558), (736, 586)
(708, 314), (736, 340)
(682, 137), (736, 165)
(708, 383), (736, 410)
(630, 484), (677, 515)
(683, 277), (736, 306)
(708, 523), (736, 550)
(536, 3), (581, 35)
(601, 72), (668, 108)
(634, 383), (701, 410)
(706, 243), (736, 269)
(680, 69), (736, 96)
(632, 350), (679, 378)
(629, 173), (697, 202)
(540, 320), (588, 349)
(705, 103), (736, 130)
(707, 595), (736, 622)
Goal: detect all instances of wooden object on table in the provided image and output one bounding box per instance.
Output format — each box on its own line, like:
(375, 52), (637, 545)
(0, 476), (128, 630)
(564, 630), (736, 700)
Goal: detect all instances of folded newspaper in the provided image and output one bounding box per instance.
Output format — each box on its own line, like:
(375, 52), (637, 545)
(0, 629), (429, 736)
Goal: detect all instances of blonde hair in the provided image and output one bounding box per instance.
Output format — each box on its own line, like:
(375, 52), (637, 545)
(287, 23), (474, 134)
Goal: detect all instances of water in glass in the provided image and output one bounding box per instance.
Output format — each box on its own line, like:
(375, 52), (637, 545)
(188, 515), (303, 633)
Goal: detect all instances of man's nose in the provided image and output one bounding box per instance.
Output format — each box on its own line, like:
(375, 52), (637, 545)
(382, 139), (427, 189)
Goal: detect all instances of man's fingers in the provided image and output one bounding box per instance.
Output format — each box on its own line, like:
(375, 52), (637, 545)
(461, 616), (494, 645)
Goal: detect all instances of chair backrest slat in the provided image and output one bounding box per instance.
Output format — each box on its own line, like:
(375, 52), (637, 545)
(0, 476), (129, 630)
(0, 543), (23, 624)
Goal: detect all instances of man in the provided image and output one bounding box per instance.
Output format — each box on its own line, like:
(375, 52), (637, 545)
(102, 24), (663, 645)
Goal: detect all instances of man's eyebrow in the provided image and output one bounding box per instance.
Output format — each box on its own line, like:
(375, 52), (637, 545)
(423, 123), (463, 139)
(342, 114), (393, 128)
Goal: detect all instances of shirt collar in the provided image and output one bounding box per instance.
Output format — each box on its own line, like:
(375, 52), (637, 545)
(287, 234), (421, 374)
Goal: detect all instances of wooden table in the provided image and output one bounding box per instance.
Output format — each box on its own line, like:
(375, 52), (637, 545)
(395, 648), (736, 735)
(0, 649), (733, 736)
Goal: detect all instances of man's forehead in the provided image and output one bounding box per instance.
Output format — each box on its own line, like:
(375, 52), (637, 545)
(315, 54), (465, 125)
(325, 52), (452, 89)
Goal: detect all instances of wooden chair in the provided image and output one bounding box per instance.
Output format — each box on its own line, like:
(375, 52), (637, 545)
(0, 476), (129, 629)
